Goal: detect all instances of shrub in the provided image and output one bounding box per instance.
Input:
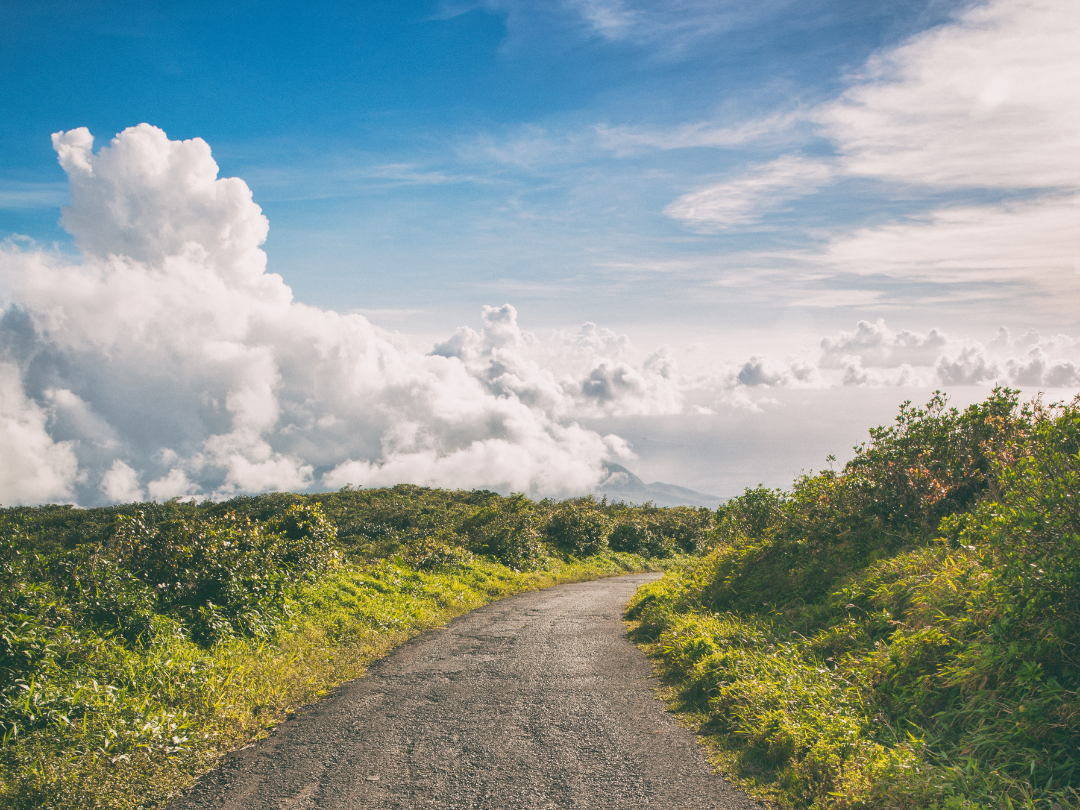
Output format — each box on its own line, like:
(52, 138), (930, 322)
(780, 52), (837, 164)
(461, 494), (545, 569)
(646, 506), (714, 554)
(610, 517), (676, 557)
(544, 497), (613, 555)
(110, 503), (337, 642)
(628, 390), (1080, 809)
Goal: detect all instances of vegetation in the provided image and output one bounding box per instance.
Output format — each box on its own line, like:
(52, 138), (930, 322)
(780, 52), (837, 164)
(0, 485), (712, 809)
(628, 389), (1080, 809)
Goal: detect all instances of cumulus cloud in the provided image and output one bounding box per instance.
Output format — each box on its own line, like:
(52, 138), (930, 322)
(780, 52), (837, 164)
(820, 319), (947, 369)
(1006, 346), (1080, 387)
(935, 345), (1003, 386)
(0, 125), (680, 506)
(432, 305), (682, 417)
(716, 318), (1080, 394)
(840, 357), (923, 388)
(100, 460), (145, 503)
(820, 319), (1080, 389)
(0, 362), (79, 505)
(730, 355), (822, 388)
(665, 155), (834, 232)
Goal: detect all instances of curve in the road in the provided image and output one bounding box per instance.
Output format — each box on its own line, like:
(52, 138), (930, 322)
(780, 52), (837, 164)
(170, 572), (762, 810)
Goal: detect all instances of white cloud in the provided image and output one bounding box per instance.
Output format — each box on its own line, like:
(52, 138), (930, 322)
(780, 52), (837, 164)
(0, 181), (69, 210)
(809, 195), (1080, 286)
(819, 0), (1080, 190)
(431, 304), (682, 417)
(147, 467), (199, 502)
(100, 460), (145, 503)
(1006, 346), (1080, 387)
(808, 0), (1080, 292)
(935, 344), (1003, 386)
(713, 355), (825, 395)
(840, 357), (923, 387)
(477, 0), (789, 55)
(0, 125), (686, 506)
(665, 156), (834, 232)
(820, 319), (947, 368)
(0, 362), (79, 505)
(594, 113), (797, 157)
(659, 0), (1080, 297)
(711, 318), (1080, 396)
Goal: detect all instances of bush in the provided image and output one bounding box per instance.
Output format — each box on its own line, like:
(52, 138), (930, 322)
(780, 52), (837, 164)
(610, 517), (675, 557)
(649, 506), (714, 554)
(545, 497), (613, 555)
(628, 390), (1080, 809)
(461, 494), (546, 569)
(110, 503), (337, 642)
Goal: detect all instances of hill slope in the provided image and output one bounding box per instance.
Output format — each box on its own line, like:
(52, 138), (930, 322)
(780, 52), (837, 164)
(627, 390), (1080, 809)
(596, 462), (723, 508)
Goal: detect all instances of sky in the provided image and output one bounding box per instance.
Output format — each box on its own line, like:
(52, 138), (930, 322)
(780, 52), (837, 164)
(0, 0), (1078, 506)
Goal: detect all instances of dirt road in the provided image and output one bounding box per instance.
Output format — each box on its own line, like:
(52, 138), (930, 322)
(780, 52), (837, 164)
(170, 573), (761, 809)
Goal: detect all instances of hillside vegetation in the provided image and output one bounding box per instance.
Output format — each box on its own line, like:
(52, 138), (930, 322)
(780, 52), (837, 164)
(0, 486), (711, 809)
(628, 390), (1080, 809)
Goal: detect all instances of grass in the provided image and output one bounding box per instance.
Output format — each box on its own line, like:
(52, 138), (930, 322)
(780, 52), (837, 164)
(627, 390), (1080, 810)
(1, 549), (661, 809)
(1, 486), (710, 809)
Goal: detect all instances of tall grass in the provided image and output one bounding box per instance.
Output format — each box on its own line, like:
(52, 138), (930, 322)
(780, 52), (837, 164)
(628, 390), (1080, 809)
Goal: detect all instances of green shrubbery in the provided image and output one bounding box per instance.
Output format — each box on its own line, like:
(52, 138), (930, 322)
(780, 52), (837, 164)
(0, 485), (690, 809)
(629, 390), (1080, 809)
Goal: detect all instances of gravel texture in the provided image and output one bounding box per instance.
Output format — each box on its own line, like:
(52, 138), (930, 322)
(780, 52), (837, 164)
(170, 572), (762, 810)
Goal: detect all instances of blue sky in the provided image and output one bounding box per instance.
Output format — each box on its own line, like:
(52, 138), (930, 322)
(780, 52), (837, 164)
(1, 0), (1078, 504)
(0, 0), (975, 321)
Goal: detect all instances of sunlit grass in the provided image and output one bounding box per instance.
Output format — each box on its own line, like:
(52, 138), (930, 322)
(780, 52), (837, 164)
(628, 392), (1080, 810)
(0, 551), (657, 810)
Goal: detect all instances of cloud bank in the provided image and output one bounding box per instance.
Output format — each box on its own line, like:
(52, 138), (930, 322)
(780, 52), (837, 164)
(707, 319), (1080, 413)
(0, 125), (681, 506)
(1, 124), (1076, 507)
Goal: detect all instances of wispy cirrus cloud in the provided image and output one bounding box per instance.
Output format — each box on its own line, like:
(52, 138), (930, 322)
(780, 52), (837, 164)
(657, 0), (1080, 301)
(558, 0), (791, 52)
(0, 181), (69, 209)
(444, 0), (794, 56)
(818, 0), (1080, 191)
(807, 195), (1080, 286)
(593, 112), (801, 157)
(664, 155), (834, 232)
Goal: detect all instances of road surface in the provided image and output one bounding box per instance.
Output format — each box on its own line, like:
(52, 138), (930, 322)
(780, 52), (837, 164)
(170, 572), (761, 810)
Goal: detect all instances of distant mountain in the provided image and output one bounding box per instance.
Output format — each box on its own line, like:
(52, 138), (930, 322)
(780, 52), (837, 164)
(594, 462), (723, 509)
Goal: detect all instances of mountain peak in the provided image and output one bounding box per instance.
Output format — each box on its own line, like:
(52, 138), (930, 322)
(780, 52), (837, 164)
(596, 462), (722, 509)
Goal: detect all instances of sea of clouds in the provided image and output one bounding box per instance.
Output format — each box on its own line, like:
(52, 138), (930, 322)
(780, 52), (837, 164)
(0, 125), (688, 506)
(1, 124), (1077, 506)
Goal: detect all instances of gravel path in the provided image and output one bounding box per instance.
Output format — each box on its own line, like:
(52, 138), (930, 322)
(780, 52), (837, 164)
(170, 573), (762, 810)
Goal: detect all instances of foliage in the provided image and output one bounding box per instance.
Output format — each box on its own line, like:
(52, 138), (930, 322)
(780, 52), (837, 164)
(609, 503), (714, 557)
(0, 484), (683, 809)
(629, 390), (1080, 809)
(460, 493), (545, 568)
(545, 496), (613, 556)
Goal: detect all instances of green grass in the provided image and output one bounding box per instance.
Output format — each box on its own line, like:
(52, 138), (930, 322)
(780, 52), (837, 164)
(627, 391), (1080, 810)
(1, 485), (709, 809)
(1, 550), (660, 809)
